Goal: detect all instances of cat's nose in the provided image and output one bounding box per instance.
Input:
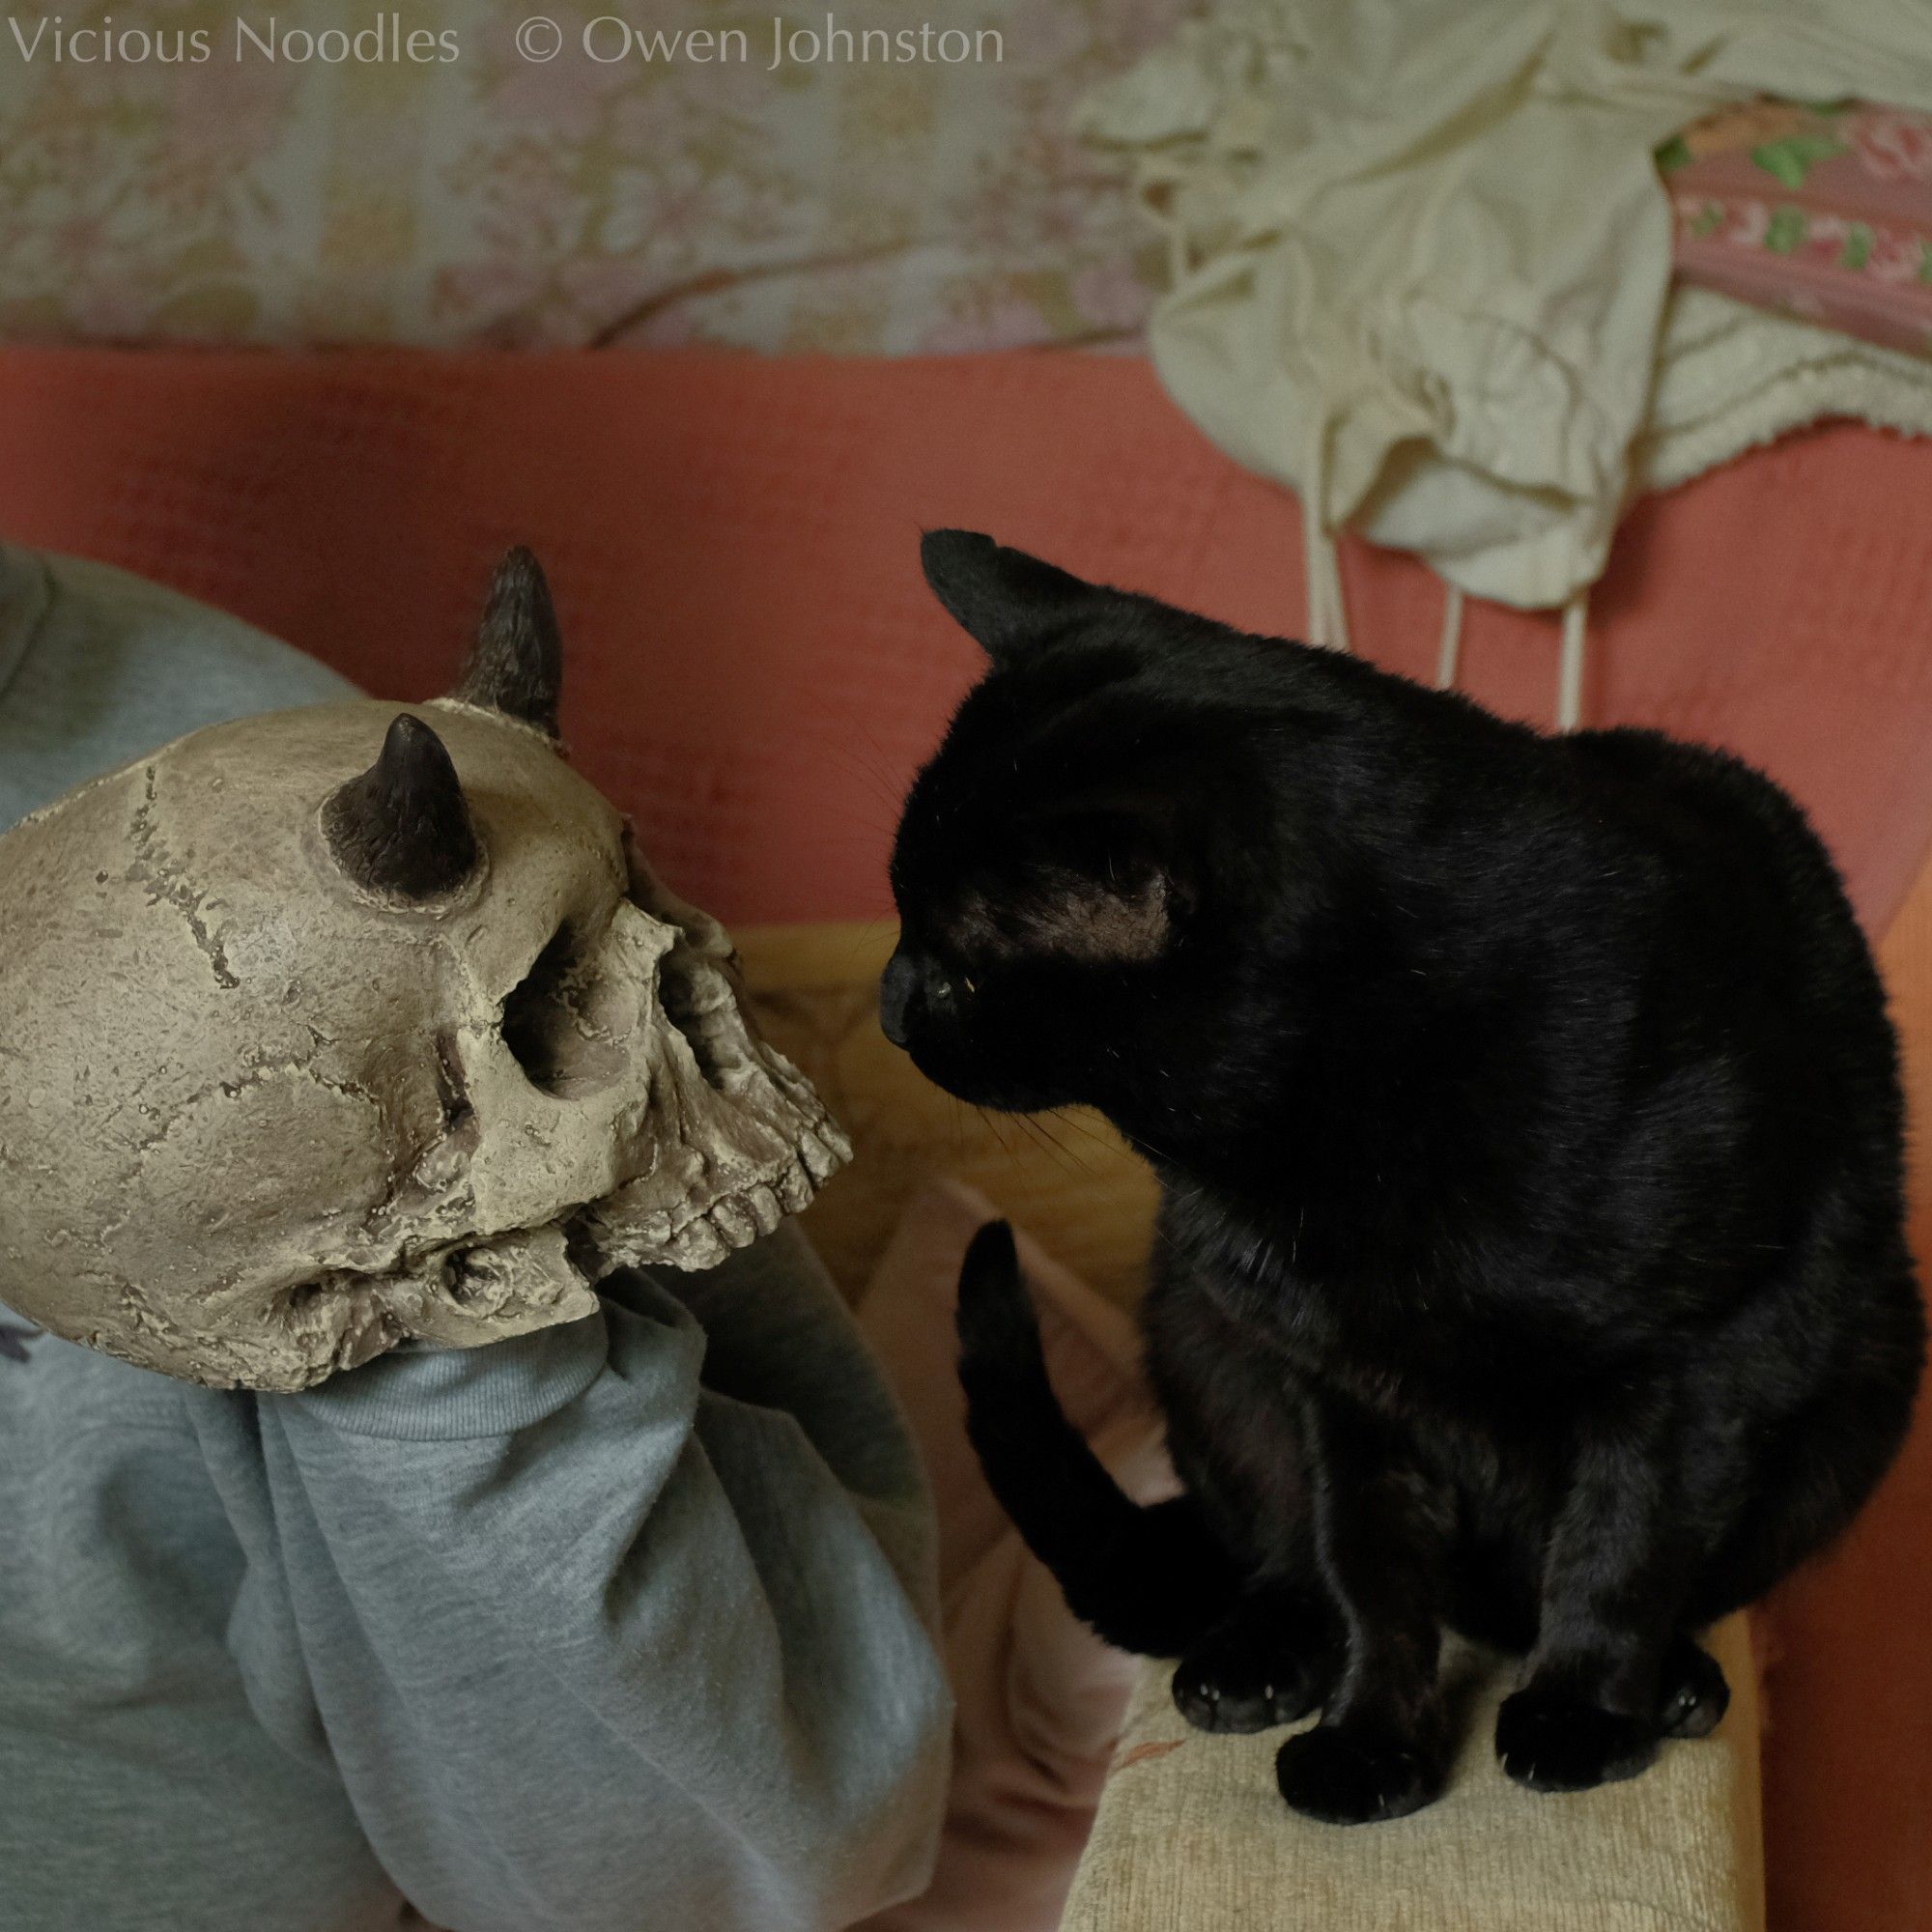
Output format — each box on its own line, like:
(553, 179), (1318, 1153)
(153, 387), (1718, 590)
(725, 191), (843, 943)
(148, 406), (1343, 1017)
(879, 950), (920, 1047)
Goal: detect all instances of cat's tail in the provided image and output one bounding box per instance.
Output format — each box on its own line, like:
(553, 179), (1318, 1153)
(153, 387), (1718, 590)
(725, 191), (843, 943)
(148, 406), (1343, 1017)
(954, 1221), (1243, 1656)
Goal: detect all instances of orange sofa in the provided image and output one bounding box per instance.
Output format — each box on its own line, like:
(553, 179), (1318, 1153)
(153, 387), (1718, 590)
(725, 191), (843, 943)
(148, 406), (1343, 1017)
(2, 347), (1927, 1932)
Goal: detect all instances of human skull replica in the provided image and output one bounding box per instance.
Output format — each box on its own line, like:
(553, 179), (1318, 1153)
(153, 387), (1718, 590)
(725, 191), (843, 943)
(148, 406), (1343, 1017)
(0, 551), (850, 1390)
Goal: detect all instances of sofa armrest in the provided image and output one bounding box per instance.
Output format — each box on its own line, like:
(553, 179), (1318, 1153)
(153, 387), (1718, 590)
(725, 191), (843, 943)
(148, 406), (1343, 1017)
(1062, 1616), (1763, 1932)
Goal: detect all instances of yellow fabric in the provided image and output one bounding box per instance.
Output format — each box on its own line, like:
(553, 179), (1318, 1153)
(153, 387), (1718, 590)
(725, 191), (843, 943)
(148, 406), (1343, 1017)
(1080, 1), (1932, 611)
(1062, 1616), (1762, 1932)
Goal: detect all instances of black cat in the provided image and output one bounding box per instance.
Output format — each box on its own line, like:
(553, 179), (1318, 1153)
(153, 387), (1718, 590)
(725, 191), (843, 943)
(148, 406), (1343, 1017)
(883, 530), (1924, 1825)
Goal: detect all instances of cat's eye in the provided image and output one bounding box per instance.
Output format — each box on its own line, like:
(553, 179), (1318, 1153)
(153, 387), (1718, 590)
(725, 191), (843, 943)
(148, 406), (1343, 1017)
(962, 975), (979, 995)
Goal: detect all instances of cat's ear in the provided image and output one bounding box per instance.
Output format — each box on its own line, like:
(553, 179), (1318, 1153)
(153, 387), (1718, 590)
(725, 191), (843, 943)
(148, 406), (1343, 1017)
(1023, 789), (1196, 957)
(920, 530), (1098, 661)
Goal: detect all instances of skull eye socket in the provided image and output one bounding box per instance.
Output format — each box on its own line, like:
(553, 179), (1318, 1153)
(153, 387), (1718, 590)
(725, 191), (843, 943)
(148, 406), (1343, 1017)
(658, 948), (732, 1090)
(621, 869), (738, 1094)
(501, 921), (626, 1099)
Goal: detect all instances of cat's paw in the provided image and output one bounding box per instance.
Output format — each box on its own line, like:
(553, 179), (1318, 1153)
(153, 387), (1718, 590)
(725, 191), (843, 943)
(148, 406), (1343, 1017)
(953, 1221), (1042, 1378)
(1657, 1636), (1729, 1740)
(1495, 1687), (1660, 1792)
(1274, 1722), (1441, 1825)
(1172, 1619), (1332, 1734)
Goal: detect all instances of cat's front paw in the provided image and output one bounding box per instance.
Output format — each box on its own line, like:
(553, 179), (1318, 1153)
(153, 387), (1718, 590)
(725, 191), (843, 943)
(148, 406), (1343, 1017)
(1173, 1618), (1332, 1734)
(1496, 1687), (1660, 1792)
(1274, 1721), (1441, 1825)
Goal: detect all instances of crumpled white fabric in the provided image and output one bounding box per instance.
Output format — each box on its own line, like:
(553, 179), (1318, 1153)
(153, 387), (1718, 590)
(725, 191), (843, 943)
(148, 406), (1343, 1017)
(1080, 0), (1932, 623)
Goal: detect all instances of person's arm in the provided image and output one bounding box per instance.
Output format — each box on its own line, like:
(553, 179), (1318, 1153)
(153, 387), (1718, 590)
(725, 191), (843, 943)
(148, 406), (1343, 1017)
(0, 544), (357, 826)
(196, 1232), (951, 1932)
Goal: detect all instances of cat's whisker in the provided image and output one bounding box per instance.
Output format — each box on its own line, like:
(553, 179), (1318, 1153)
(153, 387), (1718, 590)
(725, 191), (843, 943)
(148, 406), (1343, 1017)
(1043, 1107), (1121, 1161)
(1012, 1111), (1094, 1179)
(821, 742), (912, 824)
(973, 1103), (1023, 1169)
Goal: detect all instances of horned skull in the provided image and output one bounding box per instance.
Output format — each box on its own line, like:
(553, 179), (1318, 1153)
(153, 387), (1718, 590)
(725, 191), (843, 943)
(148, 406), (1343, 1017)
(0, 551), (850, 1391)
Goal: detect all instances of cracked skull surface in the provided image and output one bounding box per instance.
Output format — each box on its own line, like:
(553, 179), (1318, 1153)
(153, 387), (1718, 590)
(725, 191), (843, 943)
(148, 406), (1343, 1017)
(0, 550), (849, 1390)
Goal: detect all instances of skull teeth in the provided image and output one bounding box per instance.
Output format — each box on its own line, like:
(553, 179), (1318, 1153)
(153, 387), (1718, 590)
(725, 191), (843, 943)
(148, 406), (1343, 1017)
(591, 1120), (842, 1276)
(710, 1197), (758, 1250)
(798, 1128), (841, 1183)
(744, 1183), (783, 1236)
(666, 1216), (727, 1269)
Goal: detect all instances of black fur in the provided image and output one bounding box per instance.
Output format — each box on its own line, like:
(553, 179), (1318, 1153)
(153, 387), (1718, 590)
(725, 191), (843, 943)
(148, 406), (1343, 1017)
(893, 531), (1923, 1824)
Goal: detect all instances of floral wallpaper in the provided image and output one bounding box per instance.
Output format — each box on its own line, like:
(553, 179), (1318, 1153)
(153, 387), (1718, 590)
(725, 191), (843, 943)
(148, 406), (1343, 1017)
(0, 0), (1194, 352)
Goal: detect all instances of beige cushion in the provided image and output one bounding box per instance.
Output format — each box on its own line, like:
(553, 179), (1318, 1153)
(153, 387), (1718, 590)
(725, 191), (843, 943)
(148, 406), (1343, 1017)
(1064, 1617), (1763, 1932)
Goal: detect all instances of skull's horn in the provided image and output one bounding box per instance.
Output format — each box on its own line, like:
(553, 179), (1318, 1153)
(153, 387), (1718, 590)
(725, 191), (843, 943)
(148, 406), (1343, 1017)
(451, 546), (563, 736)
(323, 714), (479, 899)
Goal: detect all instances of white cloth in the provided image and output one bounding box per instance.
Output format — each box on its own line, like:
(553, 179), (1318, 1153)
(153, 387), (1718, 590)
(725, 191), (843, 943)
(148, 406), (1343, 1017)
(1080, 0), (1932, 617)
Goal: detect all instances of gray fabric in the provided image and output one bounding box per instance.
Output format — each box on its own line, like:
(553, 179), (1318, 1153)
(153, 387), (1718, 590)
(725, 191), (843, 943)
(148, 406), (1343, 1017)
(0, 549), (952, 1931)
(0, 545), (357, 823)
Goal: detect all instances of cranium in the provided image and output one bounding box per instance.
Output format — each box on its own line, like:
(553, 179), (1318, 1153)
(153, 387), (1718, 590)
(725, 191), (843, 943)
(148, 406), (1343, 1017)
(0, 550), (849, 1391)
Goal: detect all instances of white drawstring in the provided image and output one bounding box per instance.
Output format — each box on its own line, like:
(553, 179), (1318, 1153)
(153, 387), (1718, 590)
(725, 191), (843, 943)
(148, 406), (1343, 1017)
(1320, 528), (1351, 653)
(1300, 416), (1350, 653)
(1557, 588), (1588, 733)
(1313, 509), (1586, 730)
(1301, 483), (1331, 649)
(1304, 526), (1351, 652)
(1435, 581), (1587, 732)
(1435, 583), (1465, 692)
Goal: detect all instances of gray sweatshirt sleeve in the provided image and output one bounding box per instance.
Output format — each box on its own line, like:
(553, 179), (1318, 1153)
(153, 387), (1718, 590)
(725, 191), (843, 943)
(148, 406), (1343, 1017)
(196, 1230), (952, 1932)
